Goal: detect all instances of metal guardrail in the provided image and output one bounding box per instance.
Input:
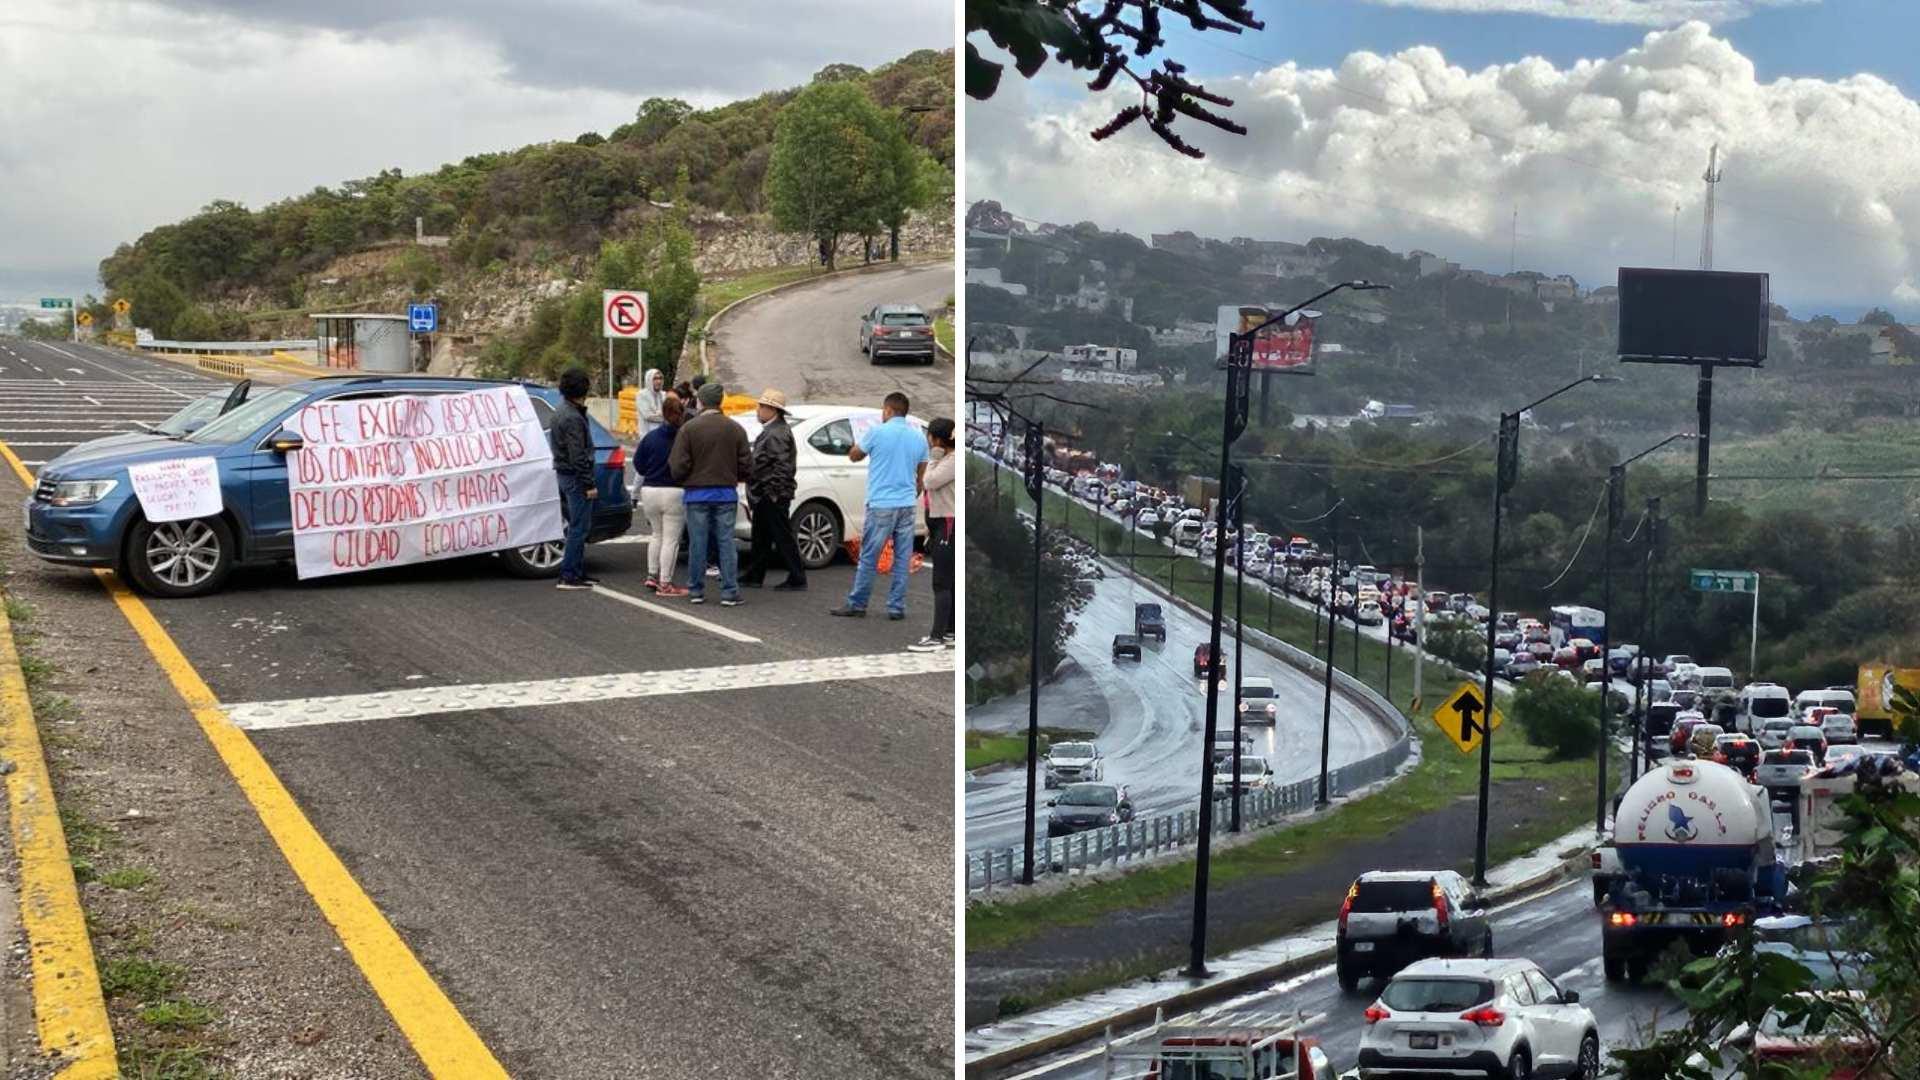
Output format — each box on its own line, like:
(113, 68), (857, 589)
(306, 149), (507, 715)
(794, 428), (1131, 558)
(969, 738), (1414, 892)
(139, 338), (317, 354)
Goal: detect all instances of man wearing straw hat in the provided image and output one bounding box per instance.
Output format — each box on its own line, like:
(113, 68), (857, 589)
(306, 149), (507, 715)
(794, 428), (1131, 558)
(739, 387), (806, 590)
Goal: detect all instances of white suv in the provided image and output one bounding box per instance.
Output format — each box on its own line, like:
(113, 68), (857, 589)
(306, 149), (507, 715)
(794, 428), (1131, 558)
(1357, 958), (1599, 1080)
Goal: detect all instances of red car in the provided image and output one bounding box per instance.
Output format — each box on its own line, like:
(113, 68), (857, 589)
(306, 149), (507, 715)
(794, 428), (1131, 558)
(1553, 646), (1581, 670)
(1194, 643), (1225, 679)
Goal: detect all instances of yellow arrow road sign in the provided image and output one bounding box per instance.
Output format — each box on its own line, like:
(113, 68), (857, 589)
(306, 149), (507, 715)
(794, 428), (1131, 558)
(112, 298), (131, 314)
(1430, 681), (1505, 754)
(75, 312), (93, 326)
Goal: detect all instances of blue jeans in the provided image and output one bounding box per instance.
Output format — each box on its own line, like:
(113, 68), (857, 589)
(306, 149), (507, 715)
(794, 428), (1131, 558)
(558, 473), (591, 582)
(845, 505), (916, 615)
(684, 500), (738, 599)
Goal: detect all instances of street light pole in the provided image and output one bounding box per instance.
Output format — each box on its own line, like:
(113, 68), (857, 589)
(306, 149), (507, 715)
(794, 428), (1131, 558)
(1318, 503), (1341, 808)
(1476, 373), (1618, 885)
(1021, 422), (1047, 885)
(1231, 469), (1247, 833)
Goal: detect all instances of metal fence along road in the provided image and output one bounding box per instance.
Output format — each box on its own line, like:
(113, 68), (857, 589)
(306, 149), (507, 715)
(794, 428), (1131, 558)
(967, 734), (1414, 892)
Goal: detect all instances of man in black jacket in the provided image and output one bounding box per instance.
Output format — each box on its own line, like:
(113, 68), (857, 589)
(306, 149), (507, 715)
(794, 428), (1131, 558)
(549, 367), (598, 590)
(739, 387), (806, 590)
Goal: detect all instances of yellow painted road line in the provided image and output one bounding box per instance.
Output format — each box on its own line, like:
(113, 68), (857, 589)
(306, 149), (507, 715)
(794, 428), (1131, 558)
(0, 605), (116, 1079)
(1, 439), (506, 1079)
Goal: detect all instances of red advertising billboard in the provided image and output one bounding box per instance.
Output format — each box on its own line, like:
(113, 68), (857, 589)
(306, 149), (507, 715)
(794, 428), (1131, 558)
(1217, 305), (1317, 372)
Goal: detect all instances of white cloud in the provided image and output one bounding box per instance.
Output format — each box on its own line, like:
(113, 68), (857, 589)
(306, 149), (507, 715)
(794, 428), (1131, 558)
(0, 0), (948, 296)
(967, 21), (1920, 314)
(1355, 0), (1815, 25)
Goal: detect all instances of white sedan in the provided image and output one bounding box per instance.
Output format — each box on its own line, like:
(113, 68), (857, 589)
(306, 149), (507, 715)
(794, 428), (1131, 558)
(732, 405), (928, 569)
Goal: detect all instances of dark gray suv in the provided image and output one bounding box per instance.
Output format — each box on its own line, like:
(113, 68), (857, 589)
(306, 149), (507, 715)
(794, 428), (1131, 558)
(1336, 870), (1493, 991)
(858, 304), (936, 364)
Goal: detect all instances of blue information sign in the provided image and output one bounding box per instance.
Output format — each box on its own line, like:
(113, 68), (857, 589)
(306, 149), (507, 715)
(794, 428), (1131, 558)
(408, 303), (438, 334)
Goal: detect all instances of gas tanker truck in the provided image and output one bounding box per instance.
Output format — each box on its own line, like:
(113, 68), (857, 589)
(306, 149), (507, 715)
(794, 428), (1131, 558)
(1599, 757), (1787, 982)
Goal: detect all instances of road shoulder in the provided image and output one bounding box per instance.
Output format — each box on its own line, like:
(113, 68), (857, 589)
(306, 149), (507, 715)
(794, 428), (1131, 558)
(0, 543), (424, 1077)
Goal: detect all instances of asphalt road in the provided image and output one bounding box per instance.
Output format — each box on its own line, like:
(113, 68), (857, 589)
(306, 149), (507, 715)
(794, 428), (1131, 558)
(996, 876), (1688, 1079)
(4, 340), (955, 1076)
(712, 261), (953, 413)
(965, 554), (1396, 852)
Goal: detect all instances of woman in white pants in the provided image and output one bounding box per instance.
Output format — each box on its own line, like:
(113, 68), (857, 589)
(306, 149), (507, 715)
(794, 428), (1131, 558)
(633, 392), (688, 595)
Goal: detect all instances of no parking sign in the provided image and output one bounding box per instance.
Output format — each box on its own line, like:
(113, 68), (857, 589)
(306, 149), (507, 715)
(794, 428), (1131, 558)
(602, 290), (649, 339)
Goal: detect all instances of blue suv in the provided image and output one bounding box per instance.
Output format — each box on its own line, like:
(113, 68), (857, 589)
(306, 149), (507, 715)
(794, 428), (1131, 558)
(24, 375), (632, 597)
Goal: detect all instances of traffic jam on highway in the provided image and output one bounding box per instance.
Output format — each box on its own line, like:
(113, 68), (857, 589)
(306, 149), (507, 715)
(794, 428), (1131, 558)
(968, 428), (1918, 1080)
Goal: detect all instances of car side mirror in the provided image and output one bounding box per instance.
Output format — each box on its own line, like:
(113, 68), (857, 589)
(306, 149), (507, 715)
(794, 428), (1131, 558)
(1466, 893), (1487, 909)
(269, 430), (304, 454)
(1561, 990), (1580, 1004)
(1045, 799), (1056, 807)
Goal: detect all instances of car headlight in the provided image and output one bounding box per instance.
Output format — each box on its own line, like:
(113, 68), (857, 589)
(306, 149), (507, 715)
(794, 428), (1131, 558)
(46, 479), (118, 507)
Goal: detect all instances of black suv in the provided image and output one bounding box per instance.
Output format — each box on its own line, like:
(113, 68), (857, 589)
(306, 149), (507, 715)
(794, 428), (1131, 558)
(1045, 783), (1133, 838)
(1112, 634), (1142, 662)
(1134, 602), (1166, 643)
(1336, 870), (1492, 991)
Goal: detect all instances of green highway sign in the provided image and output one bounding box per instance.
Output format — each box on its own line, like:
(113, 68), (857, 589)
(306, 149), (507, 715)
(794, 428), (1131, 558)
(1691, 568), (1757, 594)
(38, 298), (71, 309)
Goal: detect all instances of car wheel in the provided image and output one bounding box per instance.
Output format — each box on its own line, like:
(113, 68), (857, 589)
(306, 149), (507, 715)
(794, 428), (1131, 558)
(1593, 880), (1608, 907)
(1482, 929), (1495, 958)
(1505, 1044), (1531, 1080)
(1335, 959), (1359, 993)
(125, 515), (234, 598)
(499, 540), (565, 579)
(1603, 955), (1625, 983)
(1573, 1032), (1599, 1080)
(791, 501), (842, 570)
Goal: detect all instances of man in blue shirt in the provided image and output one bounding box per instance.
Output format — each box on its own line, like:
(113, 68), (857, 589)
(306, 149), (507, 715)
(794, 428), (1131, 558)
(830, 392), (928, 620)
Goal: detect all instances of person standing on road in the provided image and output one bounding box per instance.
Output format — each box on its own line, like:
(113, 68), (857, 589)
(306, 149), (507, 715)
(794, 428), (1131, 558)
(739, 388), (807, 591)
(670, 382), (750, 606)
(830, 392), (927, 621)
(550, 367), (599, 591)
(907, 417), (955, 652)
(637, 368), (667, 440)
(634, 391), (687, 595)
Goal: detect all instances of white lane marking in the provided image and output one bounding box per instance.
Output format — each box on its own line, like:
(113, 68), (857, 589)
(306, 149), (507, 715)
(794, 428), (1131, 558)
(53, 378), (63, 386)
(600, 534), (648, 545)
(16, 460), (44, 466)
(0, 442), (99, 447)
(67, 368), (84, 375)
(588, 581), (761, 642)
(81, 396), (99, 406)
(25, 344), (193, 399)
(224, 650), (953, 731)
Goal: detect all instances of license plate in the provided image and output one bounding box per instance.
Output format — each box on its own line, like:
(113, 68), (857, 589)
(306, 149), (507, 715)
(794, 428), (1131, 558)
(1409, 1034), (1438, 1050)
(1352, 941), (1374, 952)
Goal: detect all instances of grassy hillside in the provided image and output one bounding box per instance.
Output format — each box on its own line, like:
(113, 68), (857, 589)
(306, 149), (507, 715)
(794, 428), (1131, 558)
(89, 51), (953, 351)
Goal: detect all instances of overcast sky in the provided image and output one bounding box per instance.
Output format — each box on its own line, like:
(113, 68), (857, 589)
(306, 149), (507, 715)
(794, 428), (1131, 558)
(970, 1), (1920, 319)
(0, 0), (950, 302)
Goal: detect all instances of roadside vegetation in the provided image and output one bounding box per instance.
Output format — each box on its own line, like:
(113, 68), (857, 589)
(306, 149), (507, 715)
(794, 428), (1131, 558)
(966, 727), (1096, 771)
(982, 388), (1920, 690)
(6, 596), (225, 1078)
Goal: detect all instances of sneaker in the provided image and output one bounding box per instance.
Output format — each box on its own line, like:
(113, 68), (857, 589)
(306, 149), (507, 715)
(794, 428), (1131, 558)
(828, 606), (866, 618)
(887, 611), (906, 621)
(720, 596), (744, 607)
(655, 584), (688, 598)
(906, 637), (942, 653)
(580, 574), (603, 586)
(688, 593), (705, 604)
(556, 579), (591, 591)
(942, 635), (956, 650)
(706, 566), (721, 578)
(772, 579), (808, 591)
(644, 577), (659, 592)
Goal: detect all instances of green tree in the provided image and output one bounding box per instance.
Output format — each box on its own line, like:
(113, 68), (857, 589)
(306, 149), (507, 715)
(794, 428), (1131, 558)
(873, 122), (936, 261)
(123, 273), (190, 339)
(765, 81), (891, 268)
(1510, 674), (1601, 760)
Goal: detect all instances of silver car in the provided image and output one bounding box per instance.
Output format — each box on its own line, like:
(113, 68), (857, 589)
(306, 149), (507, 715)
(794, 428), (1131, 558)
(1042, 741), (1103, 788)
(1756, 718), (1796, 751)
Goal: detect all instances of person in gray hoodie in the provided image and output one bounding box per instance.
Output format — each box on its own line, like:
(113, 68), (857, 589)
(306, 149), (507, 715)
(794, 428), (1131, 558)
(636, 367), (667, 441)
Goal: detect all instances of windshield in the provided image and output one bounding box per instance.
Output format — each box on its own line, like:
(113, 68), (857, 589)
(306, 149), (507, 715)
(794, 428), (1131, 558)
(156, 394), (226, 436)
(1765, 750), (1815, 767)
(1380, 977), (1495, 1012)
(1702, 673), (1734, 688)
(1242, 683), (1274, 698)
(880, 312), (928, 326)
(1051, 743), (1094, 759)
(1752, 697), (1790, 719)
(184, 385), (310, 445)
(1058, 786), (1118, 808)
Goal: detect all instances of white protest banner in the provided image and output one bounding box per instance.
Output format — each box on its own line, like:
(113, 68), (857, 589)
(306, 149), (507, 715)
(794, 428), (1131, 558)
(126, 457), (222, 523)
(285, 385), (564, 579)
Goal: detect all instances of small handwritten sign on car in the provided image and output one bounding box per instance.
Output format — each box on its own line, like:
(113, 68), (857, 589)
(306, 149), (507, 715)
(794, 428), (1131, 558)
(127, 457), (223, 523)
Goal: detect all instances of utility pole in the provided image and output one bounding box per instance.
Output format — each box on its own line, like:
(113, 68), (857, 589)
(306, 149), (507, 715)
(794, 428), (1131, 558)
(1231, 468), (1247, 833)
(1413, 526), (1426, 713)
(1598, 465), (1622, 836)
(1697, 143), (1723, 517)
